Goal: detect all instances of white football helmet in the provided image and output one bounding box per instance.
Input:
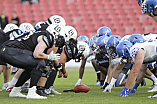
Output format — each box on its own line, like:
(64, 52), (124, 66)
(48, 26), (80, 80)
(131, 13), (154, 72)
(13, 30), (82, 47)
(3, 23), (19, 33)
(77, 41), (90, 59)
(64, 26), (77, 42)
(120, 35), (131, 42)
(46, 24), (65, 40)
(47, 15), (66, 26)
(19, 23), (35, 33)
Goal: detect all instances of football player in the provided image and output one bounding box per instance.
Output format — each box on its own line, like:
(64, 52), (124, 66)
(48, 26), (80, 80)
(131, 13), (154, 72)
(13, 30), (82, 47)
(116, 38), (157, 97)
(0, 23), (23, 90)
(1, 24), (64, 99)
(139, 0), (157, 22)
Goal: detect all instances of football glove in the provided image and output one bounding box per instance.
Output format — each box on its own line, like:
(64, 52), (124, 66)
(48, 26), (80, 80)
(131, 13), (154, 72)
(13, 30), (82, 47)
(48, 51), (60, 61)
(103, 84), (112, 92)
(119, 88), (130, 97)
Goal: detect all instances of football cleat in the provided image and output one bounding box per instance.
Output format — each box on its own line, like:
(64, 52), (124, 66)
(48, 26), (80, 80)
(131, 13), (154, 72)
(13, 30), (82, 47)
(2, 82), (10, 90)
(26, 86), (47, 99)
(9, 87), (26, 97)
(49, 86), (62, 94)
(130, 88), (137, 93)
(94, 81), (101, 86)
(148, 84), (155, 89)
(148, 94), (157, 98)
(21, 82), (30, 93)
(148, 85), (157, 92)
(6, 86), (14, 92)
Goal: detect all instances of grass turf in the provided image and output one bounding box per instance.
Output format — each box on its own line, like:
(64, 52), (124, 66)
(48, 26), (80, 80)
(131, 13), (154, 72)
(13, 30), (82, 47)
(0, 67), (157, 104)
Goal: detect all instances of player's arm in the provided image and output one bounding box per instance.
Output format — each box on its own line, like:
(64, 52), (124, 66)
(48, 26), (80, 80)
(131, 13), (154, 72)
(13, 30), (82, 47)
(79, 58), (87, 79)
(125, 49), (145, 89)
(58, 49), (68, 78)
(33, 36), (49, 59)
(33, 36), (60, 61)
(106, 56), (116, 83)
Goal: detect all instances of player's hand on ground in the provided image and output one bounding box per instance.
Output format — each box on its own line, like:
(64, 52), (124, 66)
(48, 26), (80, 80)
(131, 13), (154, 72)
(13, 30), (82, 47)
(63, 72), (68, 78)
(75, 79), (81, 86)
(103, 84), (112, 92)
(58, 71), (63, 78)
(119, 88), (130, 97)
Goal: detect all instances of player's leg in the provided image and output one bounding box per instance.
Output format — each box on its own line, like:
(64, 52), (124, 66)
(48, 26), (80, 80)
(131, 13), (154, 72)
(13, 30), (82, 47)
(91, 59), (101, 86)
(44, 70), (61, 95)
(130, 64), (147, 93)
(2, 65), (11, 90)
(0, 47), (46, 99)
(6, 68), (24, 92)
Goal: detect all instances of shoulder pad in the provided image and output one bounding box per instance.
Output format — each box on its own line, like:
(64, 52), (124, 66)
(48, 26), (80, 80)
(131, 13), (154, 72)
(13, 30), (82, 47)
(64, 45), (72, 59)
(42, 35), (50, 47)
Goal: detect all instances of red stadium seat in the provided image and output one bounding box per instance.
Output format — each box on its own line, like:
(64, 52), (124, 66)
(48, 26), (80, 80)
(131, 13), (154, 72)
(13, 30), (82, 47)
(2, 0), (153, 36)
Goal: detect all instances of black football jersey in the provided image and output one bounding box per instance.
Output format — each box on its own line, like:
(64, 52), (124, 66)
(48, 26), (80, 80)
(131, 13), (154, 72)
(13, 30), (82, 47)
(4, 31), (54, 52)
(0, 29), (22, 46)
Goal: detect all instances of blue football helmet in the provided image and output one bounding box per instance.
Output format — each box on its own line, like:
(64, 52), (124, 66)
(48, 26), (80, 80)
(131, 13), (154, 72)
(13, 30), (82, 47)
(137, 0), (143, 5)
(97, 36), (108, 48)
(77, 35), (90, 46)
(146, 0), (157, 13)
(107, 35), (121, 48)
(116, 41), (133, 58)
(96, 26), (112, 37)
(128, 34), (146, 45)
(90, 36), (98, 51)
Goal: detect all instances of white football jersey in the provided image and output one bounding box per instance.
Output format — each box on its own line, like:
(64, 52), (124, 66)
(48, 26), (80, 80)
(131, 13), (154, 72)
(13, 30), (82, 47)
(130, 41), (157, 63)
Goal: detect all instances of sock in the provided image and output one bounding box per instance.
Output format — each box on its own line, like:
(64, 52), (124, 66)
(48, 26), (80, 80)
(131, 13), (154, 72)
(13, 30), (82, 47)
(30, 69), (42, 88)
(15, 71), (31, 87)
(10, 77), (18, 86)
(150, 75), (157, 85)
(100, 80), (104, 85)
(3, 83), (8, 87)
(96, 71), (100, 82)
(116, 73), (125, 86)
(45, 70), (57, 89)
(132, 83), (139, 90)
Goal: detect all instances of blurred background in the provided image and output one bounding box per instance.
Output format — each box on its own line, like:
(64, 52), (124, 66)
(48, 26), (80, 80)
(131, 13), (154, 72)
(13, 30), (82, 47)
(0, 0), (156, 39)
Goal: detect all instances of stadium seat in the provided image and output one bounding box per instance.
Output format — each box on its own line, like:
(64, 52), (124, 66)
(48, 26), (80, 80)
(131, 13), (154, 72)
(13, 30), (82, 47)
(143, 26), (154, 33)
(1, 0), (153, 37)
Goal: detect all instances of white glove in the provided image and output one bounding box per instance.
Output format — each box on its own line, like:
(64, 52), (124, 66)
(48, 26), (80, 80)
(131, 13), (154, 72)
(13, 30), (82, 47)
(48, 51), (60, 61)
(75, 79), (81, 86)
(111, 58), (122, 65)
(103, 84), (113, 92)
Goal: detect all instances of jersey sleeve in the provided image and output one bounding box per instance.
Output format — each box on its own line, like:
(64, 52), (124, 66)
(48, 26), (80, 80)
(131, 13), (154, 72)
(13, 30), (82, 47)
(129, 46), (140, 62)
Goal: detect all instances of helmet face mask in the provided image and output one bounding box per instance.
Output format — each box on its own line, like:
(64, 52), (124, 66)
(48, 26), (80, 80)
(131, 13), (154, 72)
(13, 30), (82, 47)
(77, 41), (90, 59)
(116, 41), (133, 59)
(46, 24), (65, 44)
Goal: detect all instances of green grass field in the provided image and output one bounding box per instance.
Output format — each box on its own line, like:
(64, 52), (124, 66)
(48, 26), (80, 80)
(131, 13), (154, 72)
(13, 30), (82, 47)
(0, 67), (157, 104)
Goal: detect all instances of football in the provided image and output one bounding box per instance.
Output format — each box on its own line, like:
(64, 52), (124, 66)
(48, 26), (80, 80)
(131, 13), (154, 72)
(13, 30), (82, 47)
(73, 84), (90, 93)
